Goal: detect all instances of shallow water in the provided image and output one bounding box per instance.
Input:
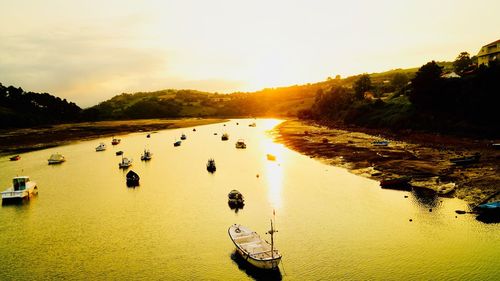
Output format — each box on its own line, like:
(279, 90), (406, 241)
(0, 119), (498, 280)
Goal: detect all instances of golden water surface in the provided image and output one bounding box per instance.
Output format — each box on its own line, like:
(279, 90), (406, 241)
(0, 119), (498, 280)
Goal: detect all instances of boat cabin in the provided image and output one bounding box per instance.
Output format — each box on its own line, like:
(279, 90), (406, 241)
(13, 177), (30, 191)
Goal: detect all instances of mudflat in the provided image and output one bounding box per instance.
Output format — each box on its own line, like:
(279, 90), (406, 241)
(274, 119), (500, 206)
(0, 118), (227, 155)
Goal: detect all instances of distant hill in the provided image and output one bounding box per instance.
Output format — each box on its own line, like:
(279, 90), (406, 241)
(0, 62), (450, 127)
(0, 84), (81, 128)
(82, 64), (426, 120)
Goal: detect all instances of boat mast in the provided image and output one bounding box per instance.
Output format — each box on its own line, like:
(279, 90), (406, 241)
(268, 218), (277, 259)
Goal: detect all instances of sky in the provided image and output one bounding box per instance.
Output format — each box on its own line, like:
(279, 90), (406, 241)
(1, 0), (499, 107)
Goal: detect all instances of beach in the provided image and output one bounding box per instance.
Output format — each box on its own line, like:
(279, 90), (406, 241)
(274, 119), (500, 207)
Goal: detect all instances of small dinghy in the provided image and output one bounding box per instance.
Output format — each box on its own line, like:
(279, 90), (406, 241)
(266, 154), (276, 161)
(450, 153), (480, 165)
(95, 143), (106, 152)
(206, 158), (216, 173)
(9, 155), (20, 161)
(228, 190), (244, 208)
(235, 139), (247, 149)
(126, 170), (140, 187)
(228, 221), (282, 270)
(116, 151), (123, 156)
(476, 201), (500, 214)
(141, 149), (153, 161)
(180, 133), (187, 140)
(111, 137), (121, 145)
(380, 176), (412, 189)
(174, 140), (182, 147)
(373, 140), (389, 146)
(221, 133), (229, 141)
(119, 156), (132, 169)
(48, 153), (66, 164)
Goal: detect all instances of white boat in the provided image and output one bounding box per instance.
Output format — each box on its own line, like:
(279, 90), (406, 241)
(228, 221), (282, 270)
(48, 153), (66, 164)
(235, 139), (247, 149)
(95, 143), (107, 151)
(141, 149), (153, 161)
(1, 176), (38, 201)
(119, 157), (132, 168)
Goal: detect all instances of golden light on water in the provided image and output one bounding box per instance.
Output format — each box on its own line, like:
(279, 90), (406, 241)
(260, 119), (286, 210)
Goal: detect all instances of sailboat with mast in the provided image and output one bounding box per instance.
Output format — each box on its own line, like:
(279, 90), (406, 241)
(228, 218), (282, 270)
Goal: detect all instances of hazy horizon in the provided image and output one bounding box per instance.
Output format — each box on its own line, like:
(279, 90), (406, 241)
(1, 0), (499, 107)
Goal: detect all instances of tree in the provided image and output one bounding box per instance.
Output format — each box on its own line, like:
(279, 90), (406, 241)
(408, 61), (443, 109)
(353, 74), (372, 99)
(453, 52), (472, 74)
(391, 73), (409, 91)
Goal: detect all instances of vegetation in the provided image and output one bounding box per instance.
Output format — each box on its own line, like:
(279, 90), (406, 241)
(2, 50), (497, 137)
(0, 84), (81, 128)
(305, 56), (500, 137)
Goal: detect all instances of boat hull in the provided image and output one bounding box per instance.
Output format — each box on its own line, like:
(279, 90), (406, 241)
(1, 184), (38, 201)
(234, 246), (281, 269)
(228, 224), (282, 270)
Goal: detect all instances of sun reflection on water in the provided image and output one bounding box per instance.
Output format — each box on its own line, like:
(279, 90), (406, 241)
(259, 120), (285, 210)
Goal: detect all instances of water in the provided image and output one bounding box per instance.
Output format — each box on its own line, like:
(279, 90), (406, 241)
(0, 119), (498, 280)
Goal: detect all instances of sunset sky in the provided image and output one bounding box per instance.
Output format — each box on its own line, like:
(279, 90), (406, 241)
(1, 0), (499, 107)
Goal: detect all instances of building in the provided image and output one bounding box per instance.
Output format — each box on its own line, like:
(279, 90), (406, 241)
(477, 39), (500, 66)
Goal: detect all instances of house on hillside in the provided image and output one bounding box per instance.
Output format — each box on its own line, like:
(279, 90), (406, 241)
(477, 39), (500, 66)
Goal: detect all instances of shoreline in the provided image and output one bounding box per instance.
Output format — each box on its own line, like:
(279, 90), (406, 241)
(274, 119), (499, 207)
(0, 118), (227, 156)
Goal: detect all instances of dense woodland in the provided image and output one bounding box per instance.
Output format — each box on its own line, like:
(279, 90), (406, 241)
(1, 52), (498, 137)
(0, 84), (81, 128)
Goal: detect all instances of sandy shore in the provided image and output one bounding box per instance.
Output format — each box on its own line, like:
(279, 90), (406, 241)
(0, 118), (227, 155)
(274, 119), (499, 207)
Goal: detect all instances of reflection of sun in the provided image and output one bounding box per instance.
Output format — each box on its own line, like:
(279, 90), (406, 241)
(262, 133), (285, 210)
(265, 161), (283, 210)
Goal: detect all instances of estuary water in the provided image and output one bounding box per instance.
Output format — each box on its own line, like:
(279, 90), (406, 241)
(0, 119), (498, 280)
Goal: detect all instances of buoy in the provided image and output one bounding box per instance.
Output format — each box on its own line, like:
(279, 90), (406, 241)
(429, 208), (432, 212)
(409, 219), (413, 222)
(256, 174), (259, 178)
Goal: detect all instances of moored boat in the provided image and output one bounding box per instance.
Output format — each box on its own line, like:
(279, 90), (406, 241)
(450, 153), (480, 165)
(373, 140), (389, 146)
(112, 138), (121, 145)
(180, 133), (187, 140)
(380, 176), (412, 189)
(436, 182), (456, 195)
(1, 176), (38, 202)
(126, 170), (140, 187)
(141, 149), (153, 161)
(221, 133), (229, 141)
(228, 190), (244, 208)
(228, 222), (281, 270)
(207, 158), (216, 173)
(119, 156), (132, 169)
(266, 154), (276, 161)
(48, 153), (66, 164)
(9, 155), (20, 161)
(95, 143), (106, 151)
(174, 140), (182, 147)
(116, 151), (124, 156)
(249, 122), (256, 127)
(235, 139), (247, 149)
(476, 201), (500, 213)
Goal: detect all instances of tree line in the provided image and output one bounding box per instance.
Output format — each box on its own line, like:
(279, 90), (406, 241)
(300, 52), (499, 137)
